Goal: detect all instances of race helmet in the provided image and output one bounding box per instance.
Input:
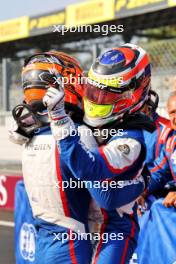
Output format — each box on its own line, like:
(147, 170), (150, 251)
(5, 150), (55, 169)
(23, 50), (83, 106)
(83, 43), (151, 127)
(13, 51), (83, 135)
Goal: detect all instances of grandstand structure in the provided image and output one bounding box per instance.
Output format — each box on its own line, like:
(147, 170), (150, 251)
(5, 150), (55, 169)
(0, 0), (176, 169)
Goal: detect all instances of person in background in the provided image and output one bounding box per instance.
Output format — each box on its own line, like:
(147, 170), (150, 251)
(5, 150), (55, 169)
(138, 91), (176, 210)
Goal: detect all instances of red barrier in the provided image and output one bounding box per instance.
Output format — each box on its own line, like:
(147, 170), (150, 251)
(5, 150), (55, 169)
(0, 174), (22, 211)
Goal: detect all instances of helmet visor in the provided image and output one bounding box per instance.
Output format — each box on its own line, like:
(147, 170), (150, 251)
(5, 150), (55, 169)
(84, 97), (113, 118)
(83, 80), (132, 105)
(24, 88), (47, 104)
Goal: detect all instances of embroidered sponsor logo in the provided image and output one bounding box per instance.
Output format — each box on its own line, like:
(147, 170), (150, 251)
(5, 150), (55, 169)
(19, 223), (36, 262)
(26, 143), (51, 151)
(117, 177), (144, 188)
(117, 144), (130, 155)
(88, 78), (107, 89)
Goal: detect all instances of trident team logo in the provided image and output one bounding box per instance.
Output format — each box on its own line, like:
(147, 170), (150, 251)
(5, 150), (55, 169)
(19, 223), (36, 262)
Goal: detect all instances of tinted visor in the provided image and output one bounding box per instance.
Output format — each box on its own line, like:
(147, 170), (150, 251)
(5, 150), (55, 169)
(24, 88), (47, 104)
(83, 81), (132, 105)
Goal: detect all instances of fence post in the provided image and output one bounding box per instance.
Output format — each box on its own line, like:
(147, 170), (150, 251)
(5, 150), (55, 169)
(2, 58), (11, 111)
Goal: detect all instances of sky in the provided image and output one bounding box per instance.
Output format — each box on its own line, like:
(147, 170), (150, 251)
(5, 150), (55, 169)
(0, 0), (85, 22)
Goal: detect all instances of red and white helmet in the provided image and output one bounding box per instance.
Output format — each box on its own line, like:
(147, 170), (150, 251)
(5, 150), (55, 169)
(83, 43), (151, 127)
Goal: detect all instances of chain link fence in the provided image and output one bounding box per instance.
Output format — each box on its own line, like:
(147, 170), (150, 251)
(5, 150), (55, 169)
(140, 39), (176, 75)
(138, 39), (176, 117)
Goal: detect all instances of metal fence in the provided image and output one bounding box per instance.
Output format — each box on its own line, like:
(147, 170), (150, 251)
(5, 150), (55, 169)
(138, 39), (176, 116)
(140, 39), (176, 75)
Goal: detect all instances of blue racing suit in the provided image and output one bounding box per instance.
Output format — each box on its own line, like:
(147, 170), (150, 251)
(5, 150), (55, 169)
(51, 118), (150, 264)
(143, 112), (171, 169)
(148, 130), (176, 194)
(142, 112), (173, 196)
(22, 126), (92, 264)
(152, 112), (171, 160)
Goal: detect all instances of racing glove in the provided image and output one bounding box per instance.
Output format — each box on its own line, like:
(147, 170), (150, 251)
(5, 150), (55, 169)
(43, 87), (75, 140)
